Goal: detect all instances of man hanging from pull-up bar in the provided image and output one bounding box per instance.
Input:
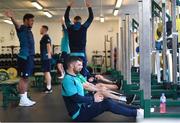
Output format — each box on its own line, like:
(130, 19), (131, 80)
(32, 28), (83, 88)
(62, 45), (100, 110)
(64, 0), (94, 78)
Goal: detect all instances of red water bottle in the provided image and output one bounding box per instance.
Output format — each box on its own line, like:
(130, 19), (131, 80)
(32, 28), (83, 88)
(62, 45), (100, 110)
(160, 93), (166, 113)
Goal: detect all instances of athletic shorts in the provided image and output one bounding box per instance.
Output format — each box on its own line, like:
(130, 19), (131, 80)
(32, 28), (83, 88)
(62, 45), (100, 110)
(42, 59), (51, 72)
(17, 55), (34, 78)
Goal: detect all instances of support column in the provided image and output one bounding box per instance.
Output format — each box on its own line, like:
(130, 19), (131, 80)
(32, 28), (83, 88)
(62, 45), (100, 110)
(125, 14), (131, 84)
(140, 0), (152, 117)
(122, 20), (127, 80)
(120, 28), (124, 72)
(172, 0), (178, 84)
(138, 1), (143, 90)
(162, 0), (167, 81)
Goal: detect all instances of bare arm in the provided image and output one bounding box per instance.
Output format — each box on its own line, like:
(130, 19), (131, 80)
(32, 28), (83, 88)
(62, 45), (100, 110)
(83, 82), (99, 92)
(47, 43), (52, 59)
(4, 10), (20, 29)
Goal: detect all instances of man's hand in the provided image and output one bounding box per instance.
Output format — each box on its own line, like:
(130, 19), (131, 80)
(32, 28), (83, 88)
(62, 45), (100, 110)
(4, 10), (14, 18)
(67, 0), (74, 7)
(48, 53), (52, 59)
(94, 92), (104, 102)
(85, 0), (92, 7)
(88, 77), (94, 82)
(60, 17), (64, 25)
(95, 75), (104, 80)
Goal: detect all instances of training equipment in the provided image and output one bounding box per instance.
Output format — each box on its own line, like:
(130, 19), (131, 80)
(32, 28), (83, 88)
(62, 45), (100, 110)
(166, 50), (173, 82)
(7, 67), (17, 79)
(0, 69), (9, 81)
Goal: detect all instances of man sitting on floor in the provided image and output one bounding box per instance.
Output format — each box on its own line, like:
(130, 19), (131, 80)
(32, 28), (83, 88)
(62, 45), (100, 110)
(61, 56), (144, 122)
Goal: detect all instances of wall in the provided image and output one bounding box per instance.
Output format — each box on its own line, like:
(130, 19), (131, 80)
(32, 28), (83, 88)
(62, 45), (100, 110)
(0, 20), (119, 63)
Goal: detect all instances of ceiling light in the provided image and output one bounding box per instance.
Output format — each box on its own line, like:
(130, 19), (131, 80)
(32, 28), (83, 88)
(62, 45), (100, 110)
(100, 16), (105, 23)
(31, 1), (43, 10)
(3, 19), (13, 25)
(43, 11), (53, 18)
(113, 9), (119, 16)
(115, 0), (122, 8)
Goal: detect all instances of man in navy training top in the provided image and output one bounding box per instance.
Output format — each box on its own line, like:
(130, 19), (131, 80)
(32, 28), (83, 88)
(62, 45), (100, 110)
(61, 56), (144, 122)
(64, 0), (93, 78)
(40, 25), (52, 93)
(4, 10), (36, 106)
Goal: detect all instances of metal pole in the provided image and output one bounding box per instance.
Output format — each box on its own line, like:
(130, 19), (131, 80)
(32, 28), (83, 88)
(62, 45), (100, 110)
(125, 14), (131, 84)
(151, 5), (156, 74)
(132, 31), (135, 66)
(116, 33), (120, 71)
(138, 1), (143, 90)
(141, 0), (152, 117)
(110, 37), (113, 69)
(123, 20), (127, 80)
(104, 35), (107, 71)
(172, 0), (178, 83)
(162, 0), (167, 81)
(120, 27), (124, 72)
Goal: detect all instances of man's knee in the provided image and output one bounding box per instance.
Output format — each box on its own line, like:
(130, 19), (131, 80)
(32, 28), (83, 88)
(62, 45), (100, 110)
(102, 98), (115, 109)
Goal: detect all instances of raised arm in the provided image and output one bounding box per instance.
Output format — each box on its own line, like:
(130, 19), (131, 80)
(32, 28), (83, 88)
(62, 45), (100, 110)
(64, 0), (74, 28)
(4, 10), (20, 29)
(83, 0), (94, 28)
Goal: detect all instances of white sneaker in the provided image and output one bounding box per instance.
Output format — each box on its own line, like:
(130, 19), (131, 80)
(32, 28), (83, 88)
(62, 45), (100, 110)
(19, 97), (36, 107)
(136, 108), (144, 122)
(26, 98), (36, 105)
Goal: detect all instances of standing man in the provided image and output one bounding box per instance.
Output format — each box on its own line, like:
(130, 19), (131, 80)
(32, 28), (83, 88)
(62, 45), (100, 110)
(40, 25), (52, 93)
(4, 10), (36, 106)
(64, 0), (94, 78)
(57, 17), (70, 79)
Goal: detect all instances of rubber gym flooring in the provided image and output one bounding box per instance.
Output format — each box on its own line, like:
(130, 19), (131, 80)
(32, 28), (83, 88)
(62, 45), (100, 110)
(0, 84), (136, 122)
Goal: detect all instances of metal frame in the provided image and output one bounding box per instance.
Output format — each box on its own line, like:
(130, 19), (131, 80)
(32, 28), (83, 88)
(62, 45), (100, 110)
(162, 1), (167, 82)
(172, 0), (178, 84)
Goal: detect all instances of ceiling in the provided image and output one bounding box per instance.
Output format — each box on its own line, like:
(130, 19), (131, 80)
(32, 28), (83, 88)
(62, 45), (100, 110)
(0, 0), (116, 22)
(0, 0), (161, 23)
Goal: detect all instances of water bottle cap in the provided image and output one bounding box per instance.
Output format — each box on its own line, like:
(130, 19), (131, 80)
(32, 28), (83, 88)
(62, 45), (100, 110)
(162, 93), (165, 96)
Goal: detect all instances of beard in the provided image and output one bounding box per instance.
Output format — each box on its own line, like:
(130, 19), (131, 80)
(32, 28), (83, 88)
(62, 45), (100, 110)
(73, 69), (82, 74)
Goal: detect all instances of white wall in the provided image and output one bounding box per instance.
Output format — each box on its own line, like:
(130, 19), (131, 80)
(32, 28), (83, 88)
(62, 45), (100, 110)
(0, 20), (119, 63)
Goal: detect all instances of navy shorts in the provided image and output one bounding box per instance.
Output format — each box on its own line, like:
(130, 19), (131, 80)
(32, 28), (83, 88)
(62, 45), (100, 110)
(42, 59), (51, 72)
(17, 55), (34, 78)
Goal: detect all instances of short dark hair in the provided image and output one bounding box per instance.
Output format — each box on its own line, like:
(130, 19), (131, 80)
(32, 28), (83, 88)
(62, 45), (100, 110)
(74, 16), (82, 21)
(42, 25), (49, 31)
(23, 13), (34, 22)
(66, 56), (83, 68)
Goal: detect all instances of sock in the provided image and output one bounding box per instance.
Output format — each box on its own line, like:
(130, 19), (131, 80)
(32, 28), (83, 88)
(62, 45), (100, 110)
(20, 93), (25, 98)
(119, 96), (127, 102)
(47, 84), (51, 90)
(20, 93), (27, 101)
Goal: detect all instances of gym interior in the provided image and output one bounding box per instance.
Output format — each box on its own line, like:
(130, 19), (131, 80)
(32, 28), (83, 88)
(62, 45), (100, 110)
(0, 0), (180, 122)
